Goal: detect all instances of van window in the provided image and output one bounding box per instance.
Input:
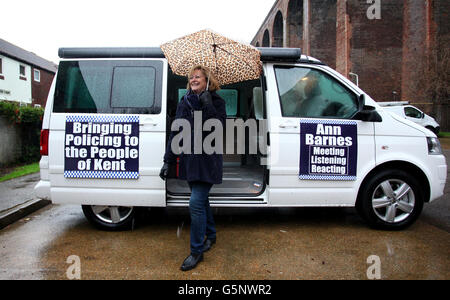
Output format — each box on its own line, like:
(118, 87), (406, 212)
(274, 66), (358, 119)
(53, 60), (163, 114)
(404, 106), (422, 119)
(111, 67), (155, 108)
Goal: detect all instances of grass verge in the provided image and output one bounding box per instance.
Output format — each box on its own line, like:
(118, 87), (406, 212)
(0, 162), (40, 183)
(438, 132), (450, 150)
(438, 131), (450, 138)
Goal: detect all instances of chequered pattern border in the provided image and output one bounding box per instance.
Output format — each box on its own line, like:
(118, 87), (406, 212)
(299, 119), (357, 126)
(66, 115), (139, 123)
(299, 174), (356, 181)
(64, 171), (139, 179)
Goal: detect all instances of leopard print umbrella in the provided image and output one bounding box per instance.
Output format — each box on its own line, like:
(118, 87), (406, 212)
(161, 29), (262, 86)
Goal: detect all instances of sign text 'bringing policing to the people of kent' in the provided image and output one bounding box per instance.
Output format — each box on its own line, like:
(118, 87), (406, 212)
(64, 115), (139, 179)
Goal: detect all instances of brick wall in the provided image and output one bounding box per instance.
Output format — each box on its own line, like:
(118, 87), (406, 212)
(309, 0), (337, 69)
(336, 0), (351, 76)
(0, 116), (22, 166)
(401, 0), (430, 103)
(32, 68), (55, 107)
(346, 0), (404, 102)
(431, 0), (450, 129)
(251, 0), (449, 130)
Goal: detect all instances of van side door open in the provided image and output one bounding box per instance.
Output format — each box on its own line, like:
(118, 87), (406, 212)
(266, 64), (376, 206)
(49, 59), (167, 207)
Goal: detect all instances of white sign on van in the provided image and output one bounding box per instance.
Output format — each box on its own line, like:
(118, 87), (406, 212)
(64, 115), (139, 179)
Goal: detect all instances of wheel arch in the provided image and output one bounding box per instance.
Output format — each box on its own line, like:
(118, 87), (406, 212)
(356, 160), (431, 208)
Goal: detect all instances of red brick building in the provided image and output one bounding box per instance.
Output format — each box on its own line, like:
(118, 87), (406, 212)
(0, 38), (57, 108)
(31, 63), (56, 108)
(251, 0), (449, 130)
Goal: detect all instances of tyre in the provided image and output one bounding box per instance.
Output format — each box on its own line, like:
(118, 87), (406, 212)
(82, 205), (135, 231)
(426, 126), (440, 135)
(358, 169), (424, 230)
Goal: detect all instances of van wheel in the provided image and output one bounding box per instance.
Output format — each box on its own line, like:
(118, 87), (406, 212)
(82, 205), (135, 231)
(358, 169), (424, 230)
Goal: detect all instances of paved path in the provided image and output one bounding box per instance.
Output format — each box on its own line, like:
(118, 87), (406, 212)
(0, 172), (40, 213)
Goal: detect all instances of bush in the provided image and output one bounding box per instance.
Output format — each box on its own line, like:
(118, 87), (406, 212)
(0, 101), (44, 164)
(0, 101), (44, 123)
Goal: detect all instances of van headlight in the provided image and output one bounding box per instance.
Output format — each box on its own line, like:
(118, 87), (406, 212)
(427, 137), (442, 155)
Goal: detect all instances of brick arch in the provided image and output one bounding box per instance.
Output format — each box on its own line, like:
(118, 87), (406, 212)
(273, 11), (284, 47)
(287, 0), (303, 48)
(262, 29), (270, 47)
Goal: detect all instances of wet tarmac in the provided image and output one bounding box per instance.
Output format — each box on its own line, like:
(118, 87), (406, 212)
(0, 204), (449, 279)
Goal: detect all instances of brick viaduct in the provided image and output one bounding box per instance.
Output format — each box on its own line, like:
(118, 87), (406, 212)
(251, 0), (449, 130)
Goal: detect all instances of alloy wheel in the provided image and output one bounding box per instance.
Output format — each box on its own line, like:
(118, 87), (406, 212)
(91, 206), (134, 224)
(371, 179), (415, 223)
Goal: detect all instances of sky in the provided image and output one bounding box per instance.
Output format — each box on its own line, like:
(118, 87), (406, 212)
(2, 0), (276, 64)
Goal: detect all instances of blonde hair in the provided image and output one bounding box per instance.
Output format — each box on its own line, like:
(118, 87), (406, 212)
(186, 65), (221, 92)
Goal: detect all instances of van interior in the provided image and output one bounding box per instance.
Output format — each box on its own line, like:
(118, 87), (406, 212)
(166, 69), (267, 197)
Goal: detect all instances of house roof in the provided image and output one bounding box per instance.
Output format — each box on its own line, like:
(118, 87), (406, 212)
(0, 38), (57, 73)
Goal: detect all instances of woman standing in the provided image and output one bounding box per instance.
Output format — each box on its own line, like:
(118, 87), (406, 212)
(160, 65), (227, 271)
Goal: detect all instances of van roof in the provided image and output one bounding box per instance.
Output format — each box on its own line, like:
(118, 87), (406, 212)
(58, 47), (324, 64)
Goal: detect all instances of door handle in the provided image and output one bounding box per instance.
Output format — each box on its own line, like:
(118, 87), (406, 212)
(279, 123), (298, 129)
(139, 119), (158, 126)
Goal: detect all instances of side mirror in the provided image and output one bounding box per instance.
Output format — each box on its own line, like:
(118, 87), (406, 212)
(358, 94), (365, 111)
(354, 105), (382, 122)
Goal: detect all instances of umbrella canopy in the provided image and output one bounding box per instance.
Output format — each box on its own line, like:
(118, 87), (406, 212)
(160, 29), (262, 86)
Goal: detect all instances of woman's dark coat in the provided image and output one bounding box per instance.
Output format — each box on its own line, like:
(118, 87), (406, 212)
(163, 90), (227, 184)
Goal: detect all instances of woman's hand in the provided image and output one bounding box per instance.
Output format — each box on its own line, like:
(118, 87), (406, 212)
(159, 162), (171, 180)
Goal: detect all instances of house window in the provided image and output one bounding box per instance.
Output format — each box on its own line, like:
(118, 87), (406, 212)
(0, 58), (3, 80)
(19, 64), (27, 80)
(34, 69), (40, 82)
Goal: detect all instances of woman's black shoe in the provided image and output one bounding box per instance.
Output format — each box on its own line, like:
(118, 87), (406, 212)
(203, 238), (216, 252)
(180, 253), (203, 271)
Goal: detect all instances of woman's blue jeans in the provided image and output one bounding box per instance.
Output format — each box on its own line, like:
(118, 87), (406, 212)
(188, 181), (216, 254)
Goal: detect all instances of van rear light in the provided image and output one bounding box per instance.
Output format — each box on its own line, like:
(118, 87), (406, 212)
(40, 129), (49, 156)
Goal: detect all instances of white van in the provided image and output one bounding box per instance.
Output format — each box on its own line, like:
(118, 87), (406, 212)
(35, 47), (447, 230)
(379, 102), (440, 135)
